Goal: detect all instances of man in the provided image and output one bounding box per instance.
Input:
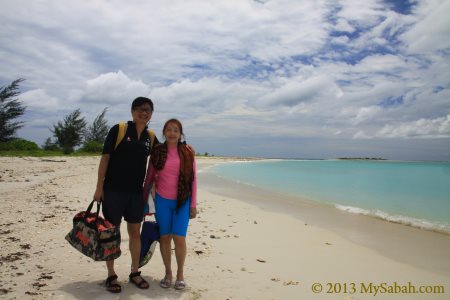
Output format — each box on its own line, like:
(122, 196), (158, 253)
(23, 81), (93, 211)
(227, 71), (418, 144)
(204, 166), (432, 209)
(93, 97), (158, 293)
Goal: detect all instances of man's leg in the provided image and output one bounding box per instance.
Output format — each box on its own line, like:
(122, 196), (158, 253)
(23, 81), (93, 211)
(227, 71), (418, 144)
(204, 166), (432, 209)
(127, 222), (149, 288)
(106, 259), (115, 277)
(102, 190), (125, 293)
(127, 222), (142, 272)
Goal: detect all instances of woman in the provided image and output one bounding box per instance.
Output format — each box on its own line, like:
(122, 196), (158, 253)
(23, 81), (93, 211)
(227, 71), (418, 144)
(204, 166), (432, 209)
(143, 118), (197, 290)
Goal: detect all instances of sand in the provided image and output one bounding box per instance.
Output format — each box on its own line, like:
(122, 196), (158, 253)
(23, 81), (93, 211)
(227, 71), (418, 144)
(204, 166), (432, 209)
(0, 156), (449, 300)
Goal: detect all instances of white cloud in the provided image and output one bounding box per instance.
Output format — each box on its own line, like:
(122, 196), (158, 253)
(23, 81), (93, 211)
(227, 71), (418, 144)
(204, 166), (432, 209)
(341, 105), (382, 125)
(353, 54), (408, 73)
(82, 71), (150, 105)
(334, 18), (356, 32)
(20, 89), (59, 111)
(261, 74), (342, 106)
(1, 0), (449, 160)
(375, 115), (450, 139)
(336, 0), (385, 26)
(402, 0), (450, 54)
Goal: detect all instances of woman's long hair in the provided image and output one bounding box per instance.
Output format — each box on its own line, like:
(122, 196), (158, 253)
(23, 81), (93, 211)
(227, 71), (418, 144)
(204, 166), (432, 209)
(163, 119), (194, 186)
(151, 119), (194, 207)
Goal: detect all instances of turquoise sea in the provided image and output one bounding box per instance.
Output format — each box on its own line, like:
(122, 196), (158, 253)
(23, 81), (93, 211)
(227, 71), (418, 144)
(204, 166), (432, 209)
(210, 160), (450, 234)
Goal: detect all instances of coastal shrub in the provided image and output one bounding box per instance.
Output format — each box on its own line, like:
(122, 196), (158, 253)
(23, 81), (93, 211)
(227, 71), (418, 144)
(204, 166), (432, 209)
(0, 138), (40, 151)
(81, 140), (103, 153)
(42, 137), (60, 151)
(0, 78), (26, 142)
(52, 109), (87, 154)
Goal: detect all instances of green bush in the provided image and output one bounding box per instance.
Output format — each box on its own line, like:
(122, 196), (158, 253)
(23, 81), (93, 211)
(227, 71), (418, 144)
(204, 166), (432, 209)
(0, 139), (40, 151)
(42, 137), (60, 151)
(81, 140), (103, 153)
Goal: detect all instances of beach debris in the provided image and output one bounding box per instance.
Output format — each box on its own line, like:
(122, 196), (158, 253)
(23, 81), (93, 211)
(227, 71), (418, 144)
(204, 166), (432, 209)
(38, 272), (54, 280)
(195, 250), (204, 255)
(40, 159), (66, 163)
(325, 242), (332, 245)
(210, 234), (220, 239)
(0, 288), (11, 295)
(32, 282), (47, 288)
(20, 244), (31, 250)
(0, 251), (29, 263)
(271, 278), (280, 282)
(256, 258), (266, 263)
(283, 280), (300, 286)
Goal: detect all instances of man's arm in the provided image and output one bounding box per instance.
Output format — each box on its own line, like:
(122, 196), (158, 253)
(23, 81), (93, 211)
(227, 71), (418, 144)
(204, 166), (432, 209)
(93, 154), (110, 202)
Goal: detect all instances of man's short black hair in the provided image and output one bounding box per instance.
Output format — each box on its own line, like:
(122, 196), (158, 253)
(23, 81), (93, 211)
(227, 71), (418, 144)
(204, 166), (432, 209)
(132, 97), (154, 112)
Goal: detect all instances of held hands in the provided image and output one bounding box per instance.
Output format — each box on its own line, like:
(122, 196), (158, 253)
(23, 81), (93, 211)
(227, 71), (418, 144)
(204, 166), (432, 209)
(190, 207), (197, 219)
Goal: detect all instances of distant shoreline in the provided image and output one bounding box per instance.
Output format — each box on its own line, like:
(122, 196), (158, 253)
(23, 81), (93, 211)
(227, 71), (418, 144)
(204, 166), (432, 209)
(336, 157), (387, 160)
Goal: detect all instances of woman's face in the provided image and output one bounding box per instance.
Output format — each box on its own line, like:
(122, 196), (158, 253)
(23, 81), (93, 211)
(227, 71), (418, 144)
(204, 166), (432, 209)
(164, 122), (181, 145)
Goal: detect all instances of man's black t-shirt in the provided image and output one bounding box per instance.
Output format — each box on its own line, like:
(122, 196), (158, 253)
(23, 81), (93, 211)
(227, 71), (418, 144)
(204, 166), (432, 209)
(102, 121), (159, 193)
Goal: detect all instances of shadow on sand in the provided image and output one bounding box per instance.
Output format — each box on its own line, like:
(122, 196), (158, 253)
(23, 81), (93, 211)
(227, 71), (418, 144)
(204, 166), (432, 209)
(58, 276), (191, 300)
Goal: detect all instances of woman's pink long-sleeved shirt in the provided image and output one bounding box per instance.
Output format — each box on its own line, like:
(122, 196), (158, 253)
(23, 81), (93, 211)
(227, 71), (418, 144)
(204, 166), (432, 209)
(144, 146), (197, 207)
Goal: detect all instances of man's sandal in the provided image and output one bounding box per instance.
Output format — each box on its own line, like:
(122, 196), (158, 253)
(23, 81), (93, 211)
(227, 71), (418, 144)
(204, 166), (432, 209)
(105, 275), (121, 293)
(129, 271), (149, 289)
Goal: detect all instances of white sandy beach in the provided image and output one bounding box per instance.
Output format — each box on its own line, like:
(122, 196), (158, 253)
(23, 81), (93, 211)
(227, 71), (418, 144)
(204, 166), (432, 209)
(0, 156), (449, 300)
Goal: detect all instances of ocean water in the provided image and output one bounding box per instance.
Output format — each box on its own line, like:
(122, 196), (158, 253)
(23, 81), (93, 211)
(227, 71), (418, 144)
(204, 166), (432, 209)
(210, 160), (450, 234)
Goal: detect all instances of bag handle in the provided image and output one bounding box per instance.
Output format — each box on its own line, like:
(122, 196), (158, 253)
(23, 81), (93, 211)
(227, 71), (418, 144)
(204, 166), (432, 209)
(85, 200), (101, 223)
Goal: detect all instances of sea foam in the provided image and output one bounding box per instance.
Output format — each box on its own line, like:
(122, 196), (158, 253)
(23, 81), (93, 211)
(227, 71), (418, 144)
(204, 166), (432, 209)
(335, 204), (450, 234)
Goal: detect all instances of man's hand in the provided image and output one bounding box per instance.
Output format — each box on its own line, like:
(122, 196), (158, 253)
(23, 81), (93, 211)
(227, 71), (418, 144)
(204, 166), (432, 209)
(93, 188), (103, 202)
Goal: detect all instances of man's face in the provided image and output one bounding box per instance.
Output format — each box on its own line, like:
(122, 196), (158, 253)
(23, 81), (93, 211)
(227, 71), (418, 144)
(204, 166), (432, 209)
(132, 104), (152, 124)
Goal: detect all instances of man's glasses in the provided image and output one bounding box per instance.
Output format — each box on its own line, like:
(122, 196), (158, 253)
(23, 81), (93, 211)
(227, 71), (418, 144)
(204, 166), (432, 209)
(134, 107), (152, 114)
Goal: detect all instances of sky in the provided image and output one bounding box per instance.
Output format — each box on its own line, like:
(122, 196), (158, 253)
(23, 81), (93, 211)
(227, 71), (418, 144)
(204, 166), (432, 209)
(1, 0), (449, 161)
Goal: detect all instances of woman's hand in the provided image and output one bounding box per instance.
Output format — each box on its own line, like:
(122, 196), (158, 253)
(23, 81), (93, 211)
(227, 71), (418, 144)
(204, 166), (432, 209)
(189, 207), (197, 219)
(186, 144), (195, 155)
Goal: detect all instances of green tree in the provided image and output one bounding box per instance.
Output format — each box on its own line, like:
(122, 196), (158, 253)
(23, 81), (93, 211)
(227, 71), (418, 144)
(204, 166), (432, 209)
(0, 78), (26, 142)
(42, 137), (59, 151)
(52, 109), (87, 154)
(84, 107), (109, 143)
